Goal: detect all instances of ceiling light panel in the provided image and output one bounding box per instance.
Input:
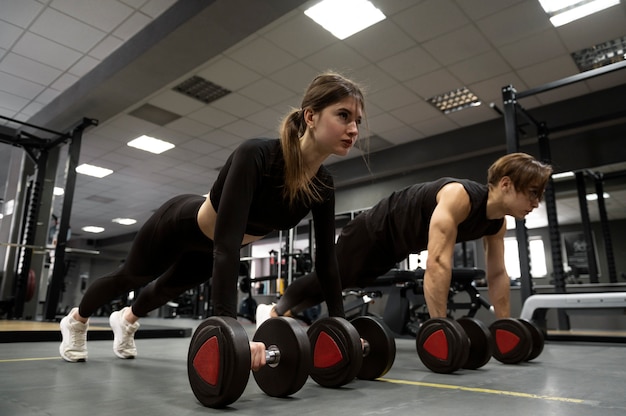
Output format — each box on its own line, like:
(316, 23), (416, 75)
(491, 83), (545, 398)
(304, 0), (386, 40)
(76, 164), (113, 178)
(428, 87), (481, 114)
(127, 135), (175, 154)
(571, 35), (626, 72)
(538, 0), (621, 27)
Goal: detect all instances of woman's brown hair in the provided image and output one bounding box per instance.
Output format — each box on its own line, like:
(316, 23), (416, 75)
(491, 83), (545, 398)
(279, 72), (365, 205)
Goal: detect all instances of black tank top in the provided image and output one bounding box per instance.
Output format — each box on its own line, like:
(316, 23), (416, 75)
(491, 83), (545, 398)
(363, 178), (504, 262)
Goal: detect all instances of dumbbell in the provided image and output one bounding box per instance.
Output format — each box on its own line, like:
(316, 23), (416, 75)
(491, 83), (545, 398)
(187, 316), (311, 408)
(416, 317), (493, 374)
(307, 316), (396, 388)
(489, 318), (545, 364)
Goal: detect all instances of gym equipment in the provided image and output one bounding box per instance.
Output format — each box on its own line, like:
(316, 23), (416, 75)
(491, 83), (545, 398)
(520, 292), (626, 333)
(307, 317), (362, 388)
(416, 317), (492, 374)
(350, 316), (396, 380)
(363, 268), (491, 336)
(252, 317), (311, 397)
(188, 316), (310, 408)
(489, 318), (544, 364)
(457, 317), (493, 370)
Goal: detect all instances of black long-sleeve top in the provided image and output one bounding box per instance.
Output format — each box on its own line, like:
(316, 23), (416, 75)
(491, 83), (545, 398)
(209, 138), (345, 317)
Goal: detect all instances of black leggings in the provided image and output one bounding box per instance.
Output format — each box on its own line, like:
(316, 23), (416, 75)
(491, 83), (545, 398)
(276, 214), (397, 315)
(78, 195), (216, 318)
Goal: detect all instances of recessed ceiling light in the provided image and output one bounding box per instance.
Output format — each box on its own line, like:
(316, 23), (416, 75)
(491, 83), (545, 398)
(586, 192), (610, 201)
(82, 226), (105, 233)
(428, 87), (481, 114)
(127, 135), (175, 154)
(76, 163), (113, 178)
(53, 187), (65, 196)
(571, 35), (626, 72)
(552, 171), (575, 180)
(538, 0), (621, 27)
(112, 218), (137, 226)
(304, 0), (386, 40)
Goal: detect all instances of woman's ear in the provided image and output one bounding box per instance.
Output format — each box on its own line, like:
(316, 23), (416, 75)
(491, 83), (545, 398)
(303, 108), (315, 129)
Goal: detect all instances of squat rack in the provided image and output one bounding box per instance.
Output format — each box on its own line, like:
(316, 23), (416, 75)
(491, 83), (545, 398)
(0, 116), (98, 319)
(501, 59), (626, 329)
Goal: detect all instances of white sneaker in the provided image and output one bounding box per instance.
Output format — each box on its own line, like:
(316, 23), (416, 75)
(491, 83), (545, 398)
(109, 307), (140, 359)
(256, 303), (275, 330)
(59, 307), (88, 362)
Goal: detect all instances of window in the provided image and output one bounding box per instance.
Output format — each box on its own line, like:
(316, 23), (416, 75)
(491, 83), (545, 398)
(504, 237), (548, 278)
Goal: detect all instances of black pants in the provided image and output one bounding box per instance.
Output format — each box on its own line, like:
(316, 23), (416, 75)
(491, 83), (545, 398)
(276, 214), (397, 315)
(78, 195), (216, 318)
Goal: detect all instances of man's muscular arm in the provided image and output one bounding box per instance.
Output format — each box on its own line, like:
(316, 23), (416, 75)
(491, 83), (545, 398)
(423, 183), (471, 318)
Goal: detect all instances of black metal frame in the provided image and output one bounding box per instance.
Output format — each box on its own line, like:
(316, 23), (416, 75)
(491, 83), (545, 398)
(0, 116), (98, 319)
(501, 59), (626, 329)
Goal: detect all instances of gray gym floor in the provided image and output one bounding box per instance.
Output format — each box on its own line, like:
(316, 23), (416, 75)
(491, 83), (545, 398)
(1, 317), (625, 416)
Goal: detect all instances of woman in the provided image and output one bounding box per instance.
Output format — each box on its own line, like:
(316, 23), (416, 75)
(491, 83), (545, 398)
(60, 72), (365, 370)
(257, 153), (553, 324)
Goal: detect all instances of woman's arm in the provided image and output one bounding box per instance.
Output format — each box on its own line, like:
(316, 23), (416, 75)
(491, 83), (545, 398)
(211, 142), (262, 317)
(310, 185), (345, 318)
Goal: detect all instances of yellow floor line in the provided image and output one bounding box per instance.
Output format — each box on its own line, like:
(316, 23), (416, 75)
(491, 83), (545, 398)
(0, 356), (60, 363)
(379, 378), (586, 404)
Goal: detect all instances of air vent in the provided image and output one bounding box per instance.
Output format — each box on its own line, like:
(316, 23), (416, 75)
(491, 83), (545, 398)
(129, 104), (181, 126)
(173, 76), (231, 104)
(428, 87), (481, 114)
(571, 35), (626, 72)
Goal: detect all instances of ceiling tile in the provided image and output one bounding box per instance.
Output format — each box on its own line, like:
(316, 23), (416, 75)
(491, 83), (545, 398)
(555, 3), (626, 51)
(30, 7), (106, 53)
(303, 42), (369, 74)
(166, 117), (212, 137)
(186, 105), (238, 128)
(393, 0), (470, 43)
(477, 1), (551, 47)
(0, 71), (46, 100)
(393, 100), (442, 125)
(211, 92), (265, 118)
(227, 36), (297, 76)
(0, 21), (24, 49)
(499, 29), (567, 69)
(377, 46), (441, 82)
(422, 24), (492, 66)
(516, 55), (582, 90)
(51, 0), (134, 32)
(149, 89), (205, 116)
(263, 12), (336, 59)
(345, 19), (416, 62)
(0, 53), (62, 84)
(411, 115), (460, 137)
(113, 11), (151, 41)
(447, 50), (512, 85)
(453, 0), (524, 20)
(405, 69), (463, 100)
(238, 78), (294, 106)
(196, 57), (262, 92)
(0, 0), (44, 28)
(368, 83), (420, 111)
(268, 61), (320, 94)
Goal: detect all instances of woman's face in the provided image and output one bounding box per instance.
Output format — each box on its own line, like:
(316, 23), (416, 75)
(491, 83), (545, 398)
(308, 97), (362, 157)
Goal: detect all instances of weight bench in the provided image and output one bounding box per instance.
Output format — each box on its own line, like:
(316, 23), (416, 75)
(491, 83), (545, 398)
(520, 292), (626, 336)
(346, 268), (492, 337)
